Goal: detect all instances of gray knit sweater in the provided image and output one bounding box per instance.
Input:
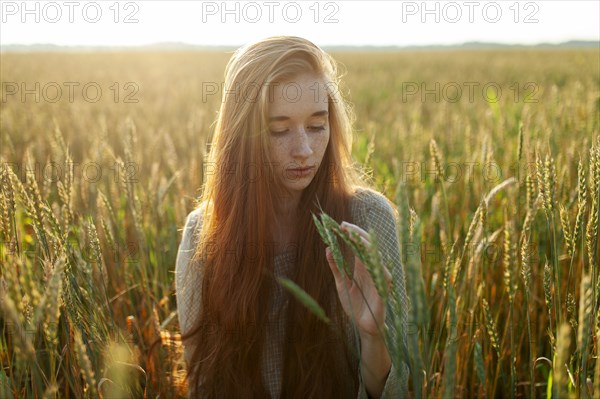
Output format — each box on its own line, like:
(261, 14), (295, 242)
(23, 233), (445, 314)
(175, 187), (410, 398)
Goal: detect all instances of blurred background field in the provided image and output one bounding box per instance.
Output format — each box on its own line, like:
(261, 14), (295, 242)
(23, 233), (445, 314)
(0, 48), (598, 398)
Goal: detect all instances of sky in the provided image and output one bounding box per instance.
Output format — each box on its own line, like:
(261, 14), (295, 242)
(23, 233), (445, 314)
(0, 0), (598, 47)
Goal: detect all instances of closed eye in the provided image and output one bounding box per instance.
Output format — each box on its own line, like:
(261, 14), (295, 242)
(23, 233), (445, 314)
(270, 126), (325, 136)
(270, 129), (289, 136)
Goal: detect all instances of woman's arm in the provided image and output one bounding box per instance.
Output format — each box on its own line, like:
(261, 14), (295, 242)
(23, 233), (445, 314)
(359, 332), (392, 398)
(364, 191), (410, 398)
(350, 188), (411, 399)
(175, 207), (205, 364)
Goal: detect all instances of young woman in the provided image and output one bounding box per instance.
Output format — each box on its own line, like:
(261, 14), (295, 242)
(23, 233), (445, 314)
(175, 36), (409, 399)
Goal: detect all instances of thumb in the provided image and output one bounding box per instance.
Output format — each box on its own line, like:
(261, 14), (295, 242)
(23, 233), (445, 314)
(326, 247), (341, 278)
(326, 247), (351, 290)
(325, 246), (333, 261)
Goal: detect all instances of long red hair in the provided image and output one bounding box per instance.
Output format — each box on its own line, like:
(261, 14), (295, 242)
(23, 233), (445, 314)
(181, 36), (371, 398)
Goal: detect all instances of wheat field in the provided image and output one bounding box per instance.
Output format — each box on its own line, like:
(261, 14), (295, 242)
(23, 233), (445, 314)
(0, 48), (599, 398)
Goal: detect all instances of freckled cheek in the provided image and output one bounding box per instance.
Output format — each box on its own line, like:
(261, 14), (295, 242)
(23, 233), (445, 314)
(312, 132), (330, 157)
(269, 139), (294, 166)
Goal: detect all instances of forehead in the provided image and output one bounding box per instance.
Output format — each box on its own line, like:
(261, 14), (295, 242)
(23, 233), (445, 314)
(267, 73), (329, 117)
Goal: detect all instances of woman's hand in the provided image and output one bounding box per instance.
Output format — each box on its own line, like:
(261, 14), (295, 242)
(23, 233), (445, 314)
(325, 221), (392, 340)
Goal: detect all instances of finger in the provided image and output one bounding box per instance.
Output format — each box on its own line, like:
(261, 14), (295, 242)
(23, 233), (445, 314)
(341, 222), (371, 249)
(384, 268), (392, 282)
(326, 247), (351, 289)
(325, 247), (341, 279)
(340, 221), (369, 240)
(383, 266), (393, 288)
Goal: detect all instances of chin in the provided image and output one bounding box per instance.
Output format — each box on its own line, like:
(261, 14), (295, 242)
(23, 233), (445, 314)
(285, 182), (310, 192)
(276, 181), (309, 196)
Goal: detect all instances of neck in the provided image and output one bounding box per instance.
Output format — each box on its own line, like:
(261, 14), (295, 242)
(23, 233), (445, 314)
(274, 197), (299, 222)
(271, 192), (303, 254)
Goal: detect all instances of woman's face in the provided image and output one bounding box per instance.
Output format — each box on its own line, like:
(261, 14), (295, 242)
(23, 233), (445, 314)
(267, 73), (330, 199)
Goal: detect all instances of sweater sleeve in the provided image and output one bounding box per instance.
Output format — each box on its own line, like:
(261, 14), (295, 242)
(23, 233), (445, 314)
(352, 188), (410, 399)
(175, 206), (205, 365)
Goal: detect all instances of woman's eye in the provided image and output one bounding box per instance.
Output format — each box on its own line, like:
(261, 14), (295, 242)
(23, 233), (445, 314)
(270, 126), (325, 135)
(270, 129), (289, 136)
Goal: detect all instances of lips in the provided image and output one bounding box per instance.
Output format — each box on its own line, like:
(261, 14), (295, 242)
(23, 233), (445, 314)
(288, 166), (314, 172)
(286, 166), (315, 180)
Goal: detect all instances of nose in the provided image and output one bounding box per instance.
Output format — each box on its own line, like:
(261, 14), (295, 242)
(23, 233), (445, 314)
(291, 127), (313, 160)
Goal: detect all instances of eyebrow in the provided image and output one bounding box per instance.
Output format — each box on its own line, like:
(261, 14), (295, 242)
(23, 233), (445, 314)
(269, 110), (328, 122)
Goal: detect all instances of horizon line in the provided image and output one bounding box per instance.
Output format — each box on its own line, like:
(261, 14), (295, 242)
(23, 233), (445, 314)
(2, 39), (599, 53)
